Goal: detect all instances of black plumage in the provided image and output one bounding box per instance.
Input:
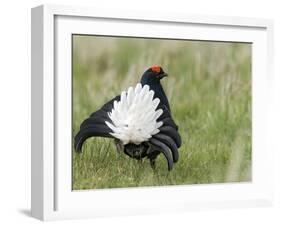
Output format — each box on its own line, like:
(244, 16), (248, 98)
(140, 67), (171, 111)
(74, 66), (181, 170)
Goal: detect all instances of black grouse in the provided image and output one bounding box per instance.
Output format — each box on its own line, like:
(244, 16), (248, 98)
(74, 66), (181, 170)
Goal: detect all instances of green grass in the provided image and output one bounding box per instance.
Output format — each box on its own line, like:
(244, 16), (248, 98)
(72, 36), (252, 190)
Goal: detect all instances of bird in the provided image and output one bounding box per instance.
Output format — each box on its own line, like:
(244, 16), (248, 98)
(74, 66), (181, 171)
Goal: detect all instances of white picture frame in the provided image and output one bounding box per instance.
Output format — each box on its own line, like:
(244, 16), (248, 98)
(31, 4), (274, 221)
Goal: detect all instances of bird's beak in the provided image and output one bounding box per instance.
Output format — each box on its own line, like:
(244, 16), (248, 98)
(159, 73), (168, 79)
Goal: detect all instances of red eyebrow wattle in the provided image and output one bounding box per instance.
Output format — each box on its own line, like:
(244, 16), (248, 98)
(151, 65), (161, 73)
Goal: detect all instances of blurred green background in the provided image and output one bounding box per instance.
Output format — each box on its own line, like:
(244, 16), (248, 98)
(72, 35), (251, 190)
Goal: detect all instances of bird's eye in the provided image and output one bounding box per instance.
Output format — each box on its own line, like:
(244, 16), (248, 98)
(151, 65), (161, 74)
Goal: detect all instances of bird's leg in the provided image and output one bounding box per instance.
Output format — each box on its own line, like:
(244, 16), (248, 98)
(149, 158), (156, 169)
(114, 139), (124, 154)
(149, 152), (158, 169)
(147, 144), (160, 170)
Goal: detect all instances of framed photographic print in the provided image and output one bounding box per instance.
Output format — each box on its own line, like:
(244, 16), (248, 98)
(31, 4), (274, 221)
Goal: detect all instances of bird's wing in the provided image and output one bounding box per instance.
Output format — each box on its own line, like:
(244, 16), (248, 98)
(150, 103), (182, 170)
(74, 95), (120, 152)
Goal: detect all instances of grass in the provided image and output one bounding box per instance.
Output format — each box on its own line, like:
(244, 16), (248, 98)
(72, 35), (252, 190)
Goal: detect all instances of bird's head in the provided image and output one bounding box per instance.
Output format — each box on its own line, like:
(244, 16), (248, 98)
(140, 65), (168, 84)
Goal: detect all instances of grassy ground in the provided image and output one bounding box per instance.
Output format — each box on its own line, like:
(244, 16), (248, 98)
(72, 35), (252, 190)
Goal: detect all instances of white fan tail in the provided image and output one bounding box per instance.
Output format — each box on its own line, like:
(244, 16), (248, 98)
(105, 83), (163, 145)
